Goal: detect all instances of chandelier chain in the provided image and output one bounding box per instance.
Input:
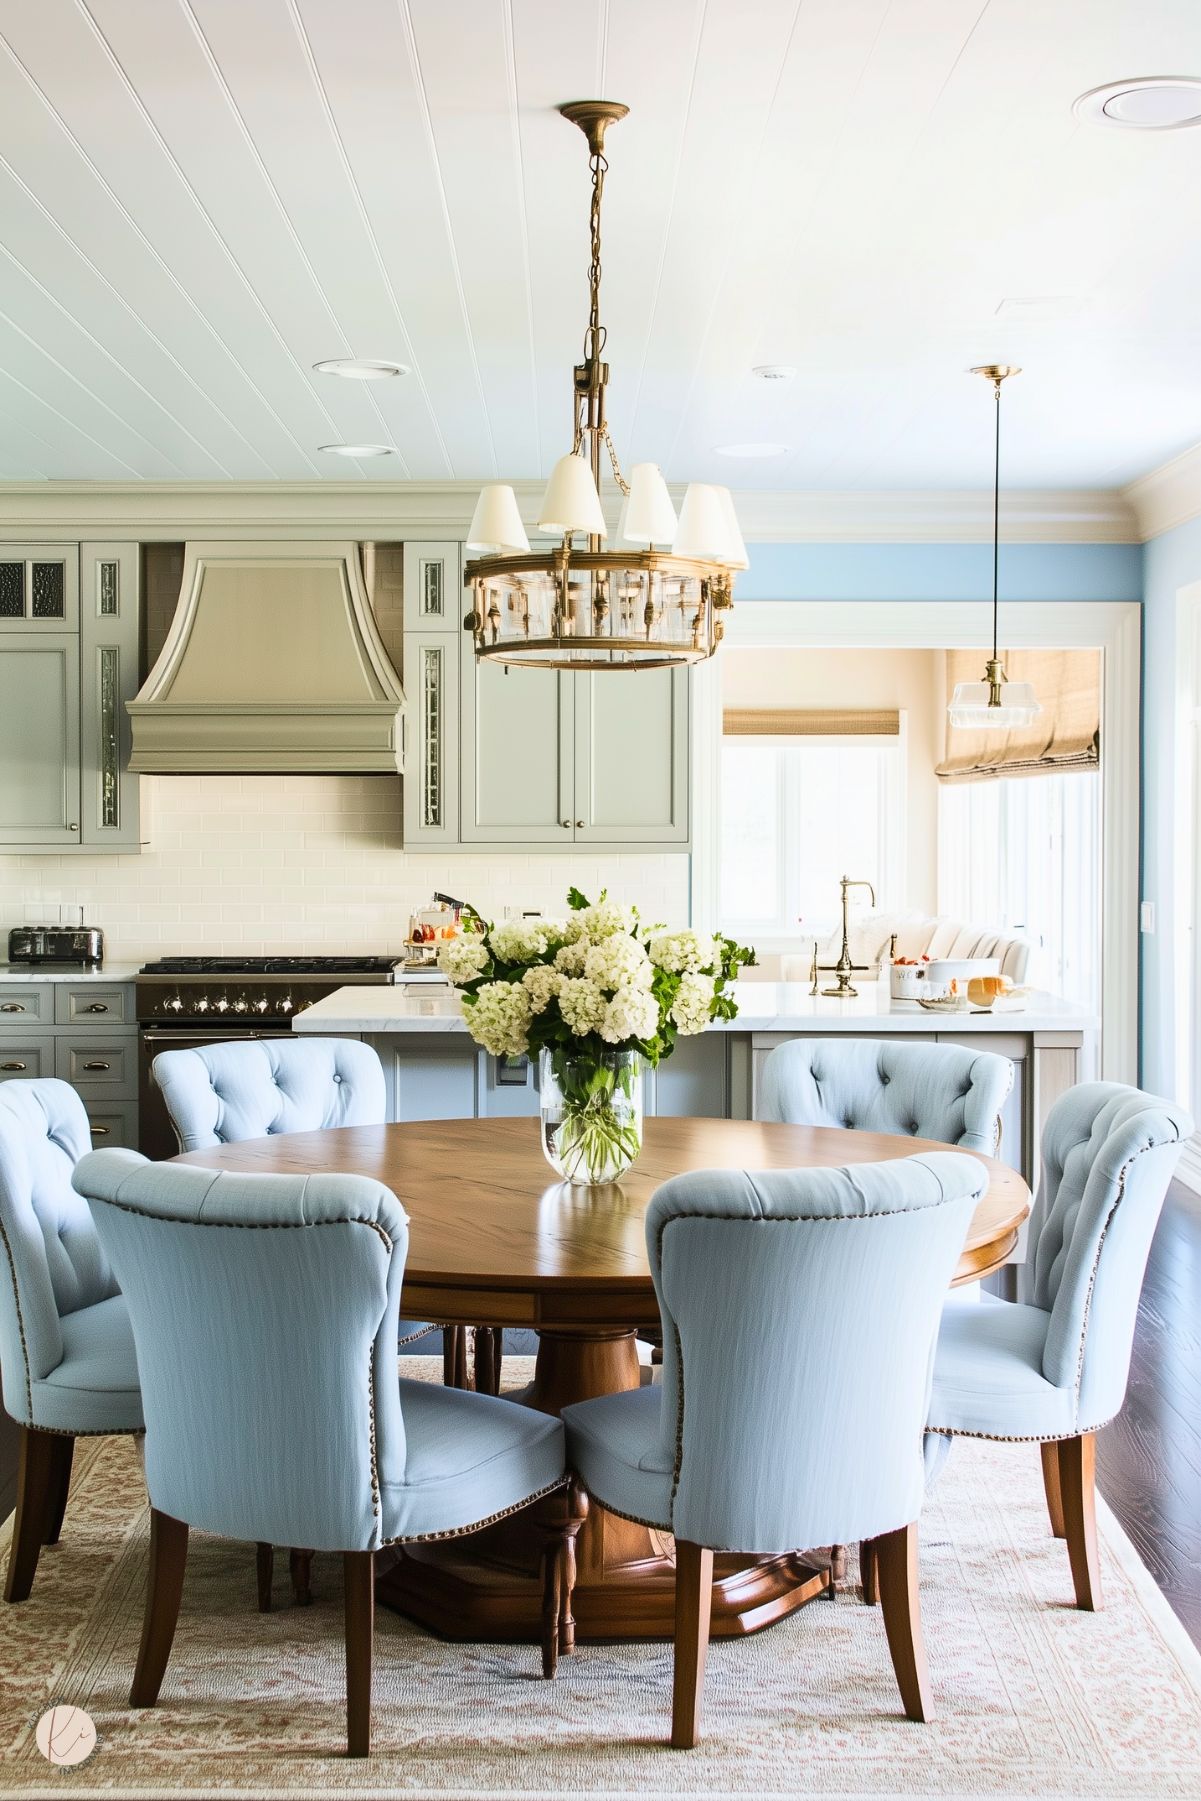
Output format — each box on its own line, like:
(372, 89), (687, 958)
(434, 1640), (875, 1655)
(585, 149), (608, 368)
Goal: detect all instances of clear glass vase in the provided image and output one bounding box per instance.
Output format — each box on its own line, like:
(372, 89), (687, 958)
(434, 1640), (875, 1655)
(539, 1047), (643, 1186)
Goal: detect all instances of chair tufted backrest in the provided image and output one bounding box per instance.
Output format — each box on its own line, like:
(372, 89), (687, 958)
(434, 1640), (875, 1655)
(1018, 1082), (1192, 1427)
(757, 1038), (1013, 1155)
(75, 1148), (409, 1553)
(0, 1079), (118, 1424)
(153, 1038), (386, 1151)
(646, 1153), (984, 1553)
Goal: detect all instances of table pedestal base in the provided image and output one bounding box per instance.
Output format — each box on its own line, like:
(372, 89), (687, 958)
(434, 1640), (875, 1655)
(376, 1326), (832, 1642)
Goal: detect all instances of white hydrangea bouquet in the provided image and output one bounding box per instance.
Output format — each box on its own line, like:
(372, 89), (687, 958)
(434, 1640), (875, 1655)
(439, 888), (753, 1184)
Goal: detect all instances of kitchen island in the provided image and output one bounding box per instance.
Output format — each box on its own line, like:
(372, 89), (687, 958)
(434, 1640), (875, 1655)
(294, 981), (1099, 1187)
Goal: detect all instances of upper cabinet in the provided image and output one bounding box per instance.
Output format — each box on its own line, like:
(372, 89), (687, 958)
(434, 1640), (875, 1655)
(0, 543), (141, 852)
(401, 540), (690, 852)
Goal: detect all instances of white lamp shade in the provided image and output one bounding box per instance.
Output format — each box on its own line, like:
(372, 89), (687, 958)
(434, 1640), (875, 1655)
(538, 452), (607, 538)
(713, 484), (749, 569)
(673, 482), (746, 563)
(948, 679), (1042, 728)
(619, 462), (678, 545)
(464, 482), (529, 551)
(466, 484), (531, 554)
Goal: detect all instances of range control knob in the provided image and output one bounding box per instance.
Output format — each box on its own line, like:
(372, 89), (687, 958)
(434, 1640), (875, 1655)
(163, 994), (183, 1014)
(232, 994), (249, 1014)
(275, 995), (294, 1014)
(212, 995), (230, 1013)
(193, 996), (210, 1014)
(251, 996), (270, 1015)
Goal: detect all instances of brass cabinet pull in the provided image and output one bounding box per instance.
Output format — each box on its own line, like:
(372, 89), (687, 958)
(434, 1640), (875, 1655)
(560, 819), (571, 828)
(575, 819), (584, 827)
(0, 1002), (28, 1013)
(83, 1060), (111, 1071)
(1, 1061), (28, 1072)
(84, 1002), (110, 1013)
(90, 1124), (111, 1136)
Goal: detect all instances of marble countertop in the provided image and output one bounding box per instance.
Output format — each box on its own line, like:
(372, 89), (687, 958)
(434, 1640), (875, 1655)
(0, 963), (141, 984)
(293, 980), (1099, 1037)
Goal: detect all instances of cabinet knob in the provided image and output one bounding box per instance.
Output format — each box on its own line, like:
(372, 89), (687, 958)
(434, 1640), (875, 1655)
(68, 823), (78, 831)
(83, 1060), (111, 1071)
(84, 1002), (109, 1013)
(1, 1060), (28, 1072)
(0, 1002), (27, 1013)
(560, 819), (571, 829)
(575, 819), (584, 828)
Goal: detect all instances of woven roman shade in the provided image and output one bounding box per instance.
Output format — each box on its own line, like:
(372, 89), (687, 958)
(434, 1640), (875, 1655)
(938, 648), (1100, 783)
(723, 708), (900, 737)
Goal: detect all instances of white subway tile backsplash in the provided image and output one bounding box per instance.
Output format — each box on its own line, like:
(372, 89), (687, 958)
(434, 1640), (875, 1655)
(0, 775), (690, 958)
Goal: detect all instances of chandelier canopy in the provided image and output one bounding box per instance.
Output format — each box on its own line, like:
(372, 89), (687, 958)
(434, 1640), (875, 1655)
(463, 101), (745, 671)
(947, 365), (1042, 730)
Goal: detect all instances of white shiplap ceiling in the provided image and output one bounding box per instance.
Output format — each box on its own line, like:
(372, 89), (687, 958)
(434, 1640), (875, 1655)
(1, 0), (1201, 490)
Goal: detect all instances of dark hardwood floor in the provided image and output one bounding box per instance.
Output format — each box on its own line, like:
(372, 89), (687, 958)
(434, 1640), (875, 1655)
(1, 1200), (1198, 1649)
(1097, 1177), (1201, 1650)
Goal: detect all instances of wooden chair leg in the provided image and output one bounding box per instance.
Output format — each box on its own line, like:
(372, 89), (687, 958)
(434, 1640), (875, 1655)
(537, 1479), (586, 1676)
(872, 1521), (932, 1723)
(43, 1435), (75, 1547)
(860, 1537), (879, 1605)
(289, 1548), (315, 1606)
(442, 1326), (469, 1389)
(343, 1551), (374, 1758)
(256, 1543), (273, 1612)
(1057, 1432), (1101, 1611)
(1040, 1441), (1066, 1539)
(671, 1541), (714, 1749)
(540, 1530), (562, 1679)
(559, 1480), (587, 1655)
(4, 1428), (73, 1603)
(130, 1510), (189, 1707)
(473, 1326), (503, 1397)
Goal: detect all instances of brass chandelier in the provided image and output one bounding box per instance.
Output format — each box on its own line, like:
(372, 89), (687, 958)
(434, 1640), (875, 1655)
(463, 100), (746, 670)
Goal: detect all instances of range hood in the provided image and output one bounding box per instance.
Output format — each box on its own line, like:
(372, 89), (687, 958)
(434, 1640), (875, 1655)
(128, 541), (405, 774)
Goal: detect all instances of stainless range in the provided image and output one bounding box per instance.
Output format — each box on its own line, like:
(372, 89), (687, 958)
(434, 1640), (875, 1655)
(137, 956), (399, 1159)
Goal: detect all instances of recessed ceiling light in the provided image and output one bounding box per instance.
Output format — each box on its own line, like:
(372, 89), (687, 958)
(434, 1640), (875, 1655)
(318, 443), (396, 458)
(714, 441), (790, 458)
(313, 357), (409, 379)
(751, 364), (797, 382)
(1074, 76), (1201, 130)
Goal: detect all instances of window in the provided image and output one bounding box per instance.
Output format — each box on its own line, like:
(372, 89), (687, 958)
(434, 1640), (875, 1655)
(937, 771), (1101, 1009)
(720, 732), (906, 940)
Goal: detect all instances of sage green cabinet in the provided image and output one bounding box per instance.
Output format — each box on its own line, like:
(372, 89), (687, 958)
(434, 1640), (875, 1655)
(0, 542), (141, 852)
(400, 539), (691, 850)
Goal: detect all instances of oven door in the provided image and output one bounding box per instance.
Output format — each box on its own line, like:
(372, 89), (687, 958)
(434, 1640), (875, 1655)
(138, 1026), (296, 1159)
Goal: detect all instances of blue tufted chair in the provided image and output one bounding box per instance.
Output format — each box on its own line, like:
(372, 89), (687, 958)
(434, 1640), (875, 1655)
(758, 1038), (1013, 1154)
(0, 1080), (142, 1602)
(563, 1152), (986, 1746)
(919, 1082), (1191, 1612)
(74, 1148), (569, 1757)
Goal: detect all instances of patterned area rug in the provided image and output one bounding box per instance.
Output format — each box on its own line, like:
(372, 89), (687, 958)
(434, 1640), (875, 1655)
(2, 1357), (1200, 1801)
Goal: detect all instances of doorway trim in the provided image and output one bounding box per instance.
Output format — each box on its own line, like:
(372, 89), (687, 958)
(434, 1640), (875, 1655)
(691, 598), (1141, 1084)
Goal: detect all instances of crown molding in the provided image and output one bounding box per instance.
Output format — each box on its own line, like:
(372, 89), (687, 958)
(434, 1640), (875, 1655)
(1122, 439), (1201, 541)
(0, 480), (1137, 543)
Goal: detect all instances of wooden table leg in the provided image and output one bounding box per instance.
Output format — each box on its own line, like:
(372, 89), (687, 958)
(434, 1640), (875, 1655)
(376, 1325), (830, 1641)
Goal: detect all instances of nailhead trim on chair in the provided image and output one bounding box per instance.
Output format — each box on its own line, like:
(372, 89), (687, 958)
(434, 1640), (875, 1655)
(927, 1133), (1175, 1444)
(0, 1208), (34, 1423)
(382, 1475), (569, 1547)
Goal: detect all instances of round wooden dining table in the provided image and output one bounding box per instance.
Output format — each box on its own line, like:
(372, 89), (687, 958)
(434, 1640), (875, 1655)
(176, 1114), (1030, 1645)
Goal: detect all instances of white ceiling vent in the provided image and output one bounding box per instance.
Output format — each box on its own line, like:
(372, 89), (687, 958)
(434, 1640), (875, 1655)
(127, 541), (405, 774)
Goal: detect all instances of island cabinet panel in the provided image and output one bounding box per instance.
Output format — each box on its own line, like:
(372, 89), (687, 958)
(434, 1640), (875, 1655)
(380, 1037), (481, 1122)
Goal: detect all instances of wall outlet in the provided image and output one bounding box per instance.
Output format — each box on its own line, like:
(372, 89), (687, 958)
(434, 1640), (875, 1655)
(1140, 901), (1156, 933)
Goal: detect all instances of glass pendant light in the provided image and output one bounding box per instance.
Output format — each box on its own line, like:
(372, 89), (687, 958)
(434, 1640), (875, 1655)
(948, 366), (1042, 729)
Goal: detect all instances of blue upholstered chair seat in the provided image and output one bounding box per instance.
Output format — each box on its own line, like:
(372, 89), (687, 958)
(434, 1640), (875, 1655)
(927, 1295), (1071, 1440)
(562, 1384), (673, 1527)
(383, 1379), (565, 1541)
(31, 1293), (142, 1433)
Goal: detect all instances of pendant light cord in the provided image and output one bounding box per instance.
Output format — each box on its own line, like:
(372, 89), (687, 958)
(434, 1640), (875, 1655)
(991, 376), (1001, 663)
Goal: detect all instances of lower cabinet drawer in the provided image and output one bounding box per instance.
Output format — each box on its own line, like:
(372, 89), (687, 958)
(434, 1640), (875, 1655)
(0, 987), (52, 1026)
(56, 1035), (136, 1095)
(0, 1034), (55, 1081)
(83, 1101), (138, 1149)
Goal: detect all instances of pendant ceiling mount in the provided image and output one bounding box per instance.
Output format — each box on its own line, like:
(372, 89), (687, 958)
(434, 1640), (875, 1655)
(463, 100), (745, 671)
(947, 365), (1042, 730)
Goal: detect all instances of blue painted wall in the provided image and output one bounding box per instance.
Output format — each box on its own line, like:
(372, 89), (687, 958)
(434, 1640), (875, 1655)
(738, 541), (1142, 604)
(1140, 516), (1201, 1098)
